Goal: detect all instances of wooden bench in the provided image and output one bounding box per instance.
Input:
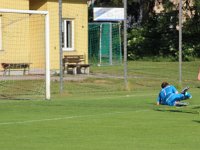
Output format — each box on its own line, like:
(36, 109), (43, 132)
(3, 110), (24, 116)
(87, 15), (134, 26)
(63, 55), (90, 75)
(1, 63), (31, 75)
(64, 55), (85, 62)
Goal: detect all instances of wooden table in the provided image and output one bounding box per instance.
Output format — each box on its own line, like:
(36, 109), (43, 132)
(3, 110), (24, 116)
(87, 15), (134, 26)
(62, 55), (90, 75)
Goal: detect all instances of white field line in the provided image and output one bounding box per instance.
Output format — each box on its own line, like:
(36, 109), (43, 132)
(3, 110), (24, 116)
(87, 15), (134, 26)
(85, 93), (157, 101)
(0, 109), (149, 125)
(0, 104), (199, 126)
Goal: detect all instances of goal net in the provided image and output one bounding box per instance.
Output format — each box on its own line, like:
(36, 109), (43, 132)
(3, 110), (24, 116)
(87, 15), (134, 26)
(0, 9), (50, 100)
(88, 22), (122, 66)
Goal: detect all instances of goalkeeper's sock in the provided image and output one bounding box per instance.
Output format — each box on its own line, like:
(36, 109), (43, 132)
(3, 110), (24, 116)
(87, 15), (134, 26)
(175, 101), (189, 107)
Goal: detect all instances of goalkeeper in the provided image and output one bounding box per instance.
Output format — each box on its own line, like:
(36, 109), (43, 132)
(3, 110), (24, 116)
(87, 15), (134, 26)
(156, 82), (192, 106)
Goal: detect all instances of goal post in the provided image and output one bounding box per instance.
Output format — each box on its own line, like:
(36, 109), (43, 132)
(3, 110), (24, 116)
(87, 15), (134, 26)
(0, 9), (50, 100)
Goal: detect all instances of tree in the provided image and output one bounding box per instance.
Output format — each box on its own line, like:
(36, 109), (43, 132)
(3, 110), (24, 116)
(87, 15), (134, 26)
(128, 0), (200, 60)
(88, 0), (200, 60)
(182, 0), (200, 58)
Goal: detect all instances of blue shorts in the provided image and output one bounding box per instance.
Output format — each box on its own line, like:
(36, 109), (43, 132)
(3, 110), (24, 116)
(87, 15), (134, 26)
(166, 92), (192, 106)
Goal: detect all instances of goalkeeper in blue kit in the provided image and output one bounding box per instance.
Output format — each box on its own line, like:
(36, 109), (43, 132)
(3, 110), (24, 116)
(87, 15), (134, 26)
(157, 82), (192, 106)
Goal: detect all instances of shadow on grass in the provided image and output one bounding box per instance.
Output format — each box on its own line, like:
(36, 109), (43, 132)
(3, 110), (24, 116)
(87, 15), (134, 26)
(192, 106), (200, 109)
(193, 120), (200, 124)
(154, 107), (200, 115)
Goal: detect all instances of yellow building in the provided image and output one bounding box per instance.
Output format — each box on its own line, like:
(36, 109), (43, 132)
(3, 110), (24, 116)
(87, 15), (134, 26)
(0, 0), (88, 72)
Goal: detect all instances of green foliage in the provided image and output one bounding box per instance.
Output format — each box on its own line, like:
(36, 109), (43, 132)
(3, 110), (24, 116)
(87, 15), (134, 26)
(93, 0), (123, 7)
(127, 0), (200, 61)
(182, 0), (200, 58)
(89, 0), (200, 61)
(128, 10), (180, 60)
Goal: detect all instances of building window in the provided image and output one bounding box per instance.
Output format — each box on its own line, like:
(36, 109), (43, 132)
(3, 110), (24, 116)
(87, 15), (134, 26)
(62, 19), (74, 51)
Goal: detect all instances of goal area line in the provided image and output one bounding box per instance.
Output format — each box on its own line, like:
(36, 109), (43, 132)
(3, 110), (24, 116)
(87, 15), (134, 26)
(0, 110), (150, 125)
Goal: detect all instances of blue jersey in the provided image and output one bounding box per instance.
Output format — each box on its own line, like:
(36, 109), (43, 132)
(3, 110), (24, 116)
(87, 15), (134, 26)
(157, 85), (178, 105)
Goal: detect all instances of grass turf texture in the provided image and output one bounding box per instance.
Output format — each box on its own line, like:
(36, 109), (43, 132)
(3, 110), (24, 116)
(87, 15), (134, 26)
(0, 61), (200, 150)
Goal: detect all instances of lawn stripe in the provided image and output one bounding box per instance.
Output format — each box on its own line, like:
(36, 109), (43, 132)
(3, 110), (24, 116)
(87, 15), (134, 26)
(82, 90), (199, 101)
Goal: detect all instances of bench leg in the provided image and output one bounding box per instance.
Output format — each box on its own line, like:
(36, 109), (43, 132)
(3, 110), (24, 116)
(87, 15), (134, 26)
(67, 66), (77, 75)
(85, 67), (90, 75)
(80, 67), (89, 75)
(3, 69), (7, 76)
(23, 68), (26, 75)
(66, 66), (69, 74)
(63, 65), (66, 74)
(73, 67), (77, 75)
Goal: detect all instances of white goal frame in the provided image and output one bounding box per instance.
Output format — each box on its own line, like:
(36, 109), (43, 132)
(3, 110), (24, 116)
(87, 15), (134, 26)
(0, 9), (50, 100)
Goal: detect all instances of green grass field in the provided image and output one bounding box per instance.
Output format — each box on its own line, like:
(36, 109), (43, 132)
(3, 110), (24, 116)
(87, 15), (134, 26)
(0, 61), (200, 150)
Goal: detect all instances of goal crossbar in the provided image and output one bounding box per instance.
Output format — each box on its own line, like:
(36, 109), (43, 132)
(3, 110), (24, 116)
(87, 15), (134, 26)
(0, 9), (48, 15)
(0, 9), (50, 100)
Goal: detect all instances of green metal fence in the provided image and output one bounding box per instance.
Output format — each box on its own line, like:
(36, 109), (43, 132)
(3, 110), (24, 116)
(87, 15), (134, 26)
(88, 22), (122, 66)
